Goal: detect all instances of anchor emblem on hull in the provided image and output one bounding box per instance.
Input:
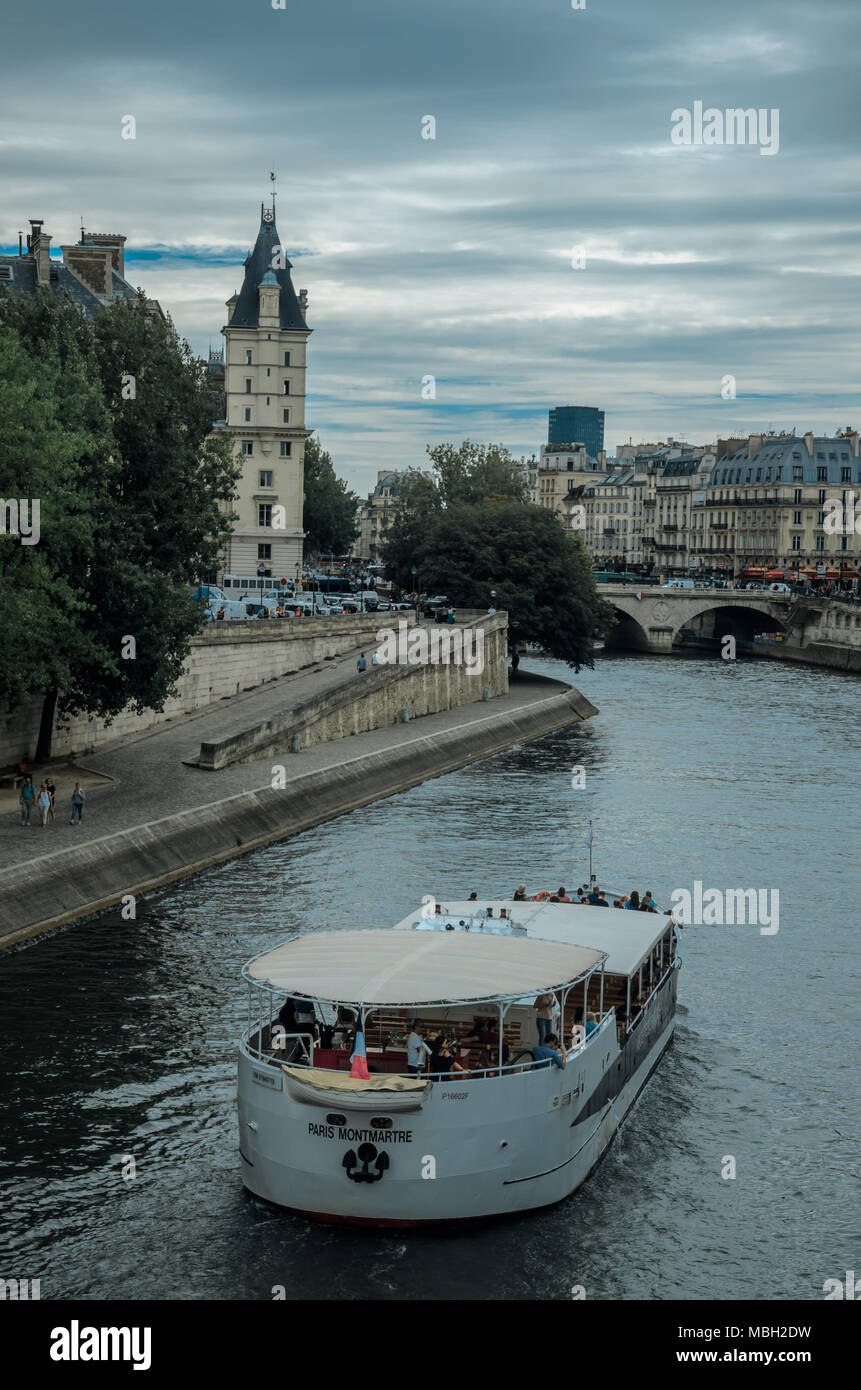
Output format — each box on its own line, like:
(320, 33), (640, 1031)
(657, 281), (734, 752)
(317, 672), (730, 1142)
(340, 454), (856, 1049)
(343, 1142), (390, 1183)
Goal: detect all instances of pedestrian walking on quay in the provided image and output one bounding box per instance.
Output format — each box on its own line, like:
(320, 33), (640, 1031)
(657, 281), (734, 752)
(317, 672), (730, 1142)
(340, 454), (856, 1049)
(356, 653), (367, 672)
(70, 782), (85, 824)
(19, 775), (36, 825)
(46, 776), (57, 823)
(37, 782), (52, 827)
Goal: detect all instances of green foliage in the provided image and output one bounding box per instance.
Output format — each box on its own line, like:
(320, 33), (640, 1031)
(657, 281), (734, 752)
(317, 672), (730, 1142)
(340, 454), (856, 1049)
(302, 433), (358, 558)
(0, 296), (114, 709)
(381, 440), (612, 668)
(0, 288), (241, 731)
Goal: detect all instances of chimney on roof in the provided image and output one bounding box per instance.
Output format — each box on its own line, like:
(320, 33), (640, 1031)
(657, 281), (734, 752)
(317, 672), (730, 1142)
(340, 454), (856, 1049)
(803, 431), (814, 456)
(86, 232), (126, 278)
(62, 240), (112, 296)
(31, 223), (52, 286)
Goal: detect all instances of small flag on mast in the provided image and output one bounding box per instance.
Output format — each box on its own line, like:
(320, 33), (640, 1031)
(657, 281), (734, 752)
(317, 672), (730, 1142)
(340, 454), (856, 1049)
(585, 824), (594, 848)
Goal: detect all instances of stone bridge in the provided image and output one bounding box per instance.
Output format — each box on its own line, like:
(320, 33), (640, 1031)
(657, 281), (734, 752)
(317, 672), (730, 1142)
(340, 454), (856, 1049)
(597, 585), (802, 653)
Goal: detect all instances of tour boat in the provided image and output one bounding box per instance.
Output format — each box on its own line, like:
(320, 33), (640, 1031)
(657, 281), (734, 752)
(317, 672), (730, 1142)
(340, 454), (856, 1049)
(237, 898), (681, 1225)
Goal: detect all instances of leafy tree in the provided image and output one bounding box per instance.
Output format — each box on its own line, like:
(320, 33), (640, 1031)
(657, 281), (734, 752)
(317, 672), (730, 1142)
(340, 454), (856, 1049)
(0, 289), (240, 757)
(382, 441), (529, 591)
(424, 440), (530, 508)
(302, 433), (358, 558)
(381, 440), (612, 668)
(0, 297), (115, 722)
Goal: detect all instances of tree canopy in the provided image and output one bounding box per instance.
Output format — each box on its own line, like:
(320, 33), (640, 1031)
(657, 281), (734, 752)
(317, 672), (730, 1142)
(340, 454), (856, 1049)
(302, 433), (358, 559)
(381, 440), (612, 668)
(0, 289), (240, 752)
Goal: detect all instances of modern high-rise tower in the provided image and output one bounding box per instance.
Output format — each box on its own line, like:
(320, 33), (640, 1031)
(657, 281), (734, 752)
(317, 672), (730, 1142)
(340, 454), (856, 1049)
(219, 203), (310, 580)
(548, 405), (604, 458)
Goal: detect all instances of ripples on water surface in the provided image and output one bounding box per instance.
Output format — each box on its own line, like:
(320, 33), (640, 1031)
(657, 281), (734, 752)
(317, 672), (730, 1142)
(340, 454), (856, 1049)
(1, 652), (858, 1300)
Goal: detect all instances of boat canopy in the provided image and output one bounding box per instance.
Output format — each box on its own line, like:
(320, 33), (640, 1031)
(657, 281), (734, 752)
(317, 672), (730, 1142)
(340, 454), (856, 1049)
(392, 901), (673, 979)
(244, 929), (605, 1007)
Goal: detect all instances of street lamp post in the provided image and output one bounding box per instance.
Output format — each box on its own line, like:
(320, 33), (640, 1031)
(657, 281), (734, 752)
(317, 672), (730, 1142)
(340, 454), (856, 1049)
(411, 566), (418, 619)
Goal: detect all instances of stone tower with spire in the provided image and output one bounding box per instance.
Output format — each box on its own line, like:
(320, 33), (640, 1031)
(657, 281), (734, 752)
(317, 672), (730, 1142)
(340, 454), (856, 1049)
(220, 202), (310, 582)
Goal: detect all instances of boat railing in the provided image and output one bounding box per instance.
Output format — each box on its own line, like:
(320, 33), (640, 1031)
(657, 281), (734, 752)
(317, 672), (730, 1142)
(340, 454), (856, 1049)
(242, 1010), (613, 1082)
(625, 955), (678, 1034)
(245, 1027), (316, 1067)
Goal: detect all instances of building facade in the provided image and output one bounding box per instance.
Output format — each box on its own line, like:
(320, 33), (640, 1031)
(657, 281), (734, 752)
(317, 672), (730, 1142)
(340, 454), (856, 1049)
(352, 471), (404, 561)
(582, 466), (645, 567)
(548, 405), (604, 458)
(216, 205), (310, 581)
(537, 443), (604, 517)
(701, 430), (861, 576)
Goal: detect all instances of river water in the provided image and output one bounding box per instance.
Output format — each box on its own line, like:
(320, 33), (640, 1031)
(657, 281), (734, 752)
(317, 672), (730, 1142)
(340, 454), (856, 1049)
(1, 652), (858, 1301)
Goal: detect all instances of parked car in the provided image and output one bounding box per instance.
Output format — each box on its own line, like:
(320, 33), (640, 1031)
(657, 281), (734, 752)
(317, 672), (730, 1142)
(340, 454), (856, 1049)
(425, 595), (449, 609)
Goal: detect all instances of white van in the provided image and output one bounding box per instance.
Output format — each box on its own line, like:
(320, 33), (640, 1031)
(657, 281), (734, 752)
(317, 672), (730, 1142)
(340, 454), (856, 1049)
(660, 579), (696, 590)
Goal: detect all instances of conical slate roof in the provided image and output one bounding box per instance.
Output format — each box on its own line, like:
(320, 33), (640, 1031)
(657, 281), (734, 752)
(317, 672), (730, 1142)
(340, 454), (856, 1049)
(230, 204), (308, 331)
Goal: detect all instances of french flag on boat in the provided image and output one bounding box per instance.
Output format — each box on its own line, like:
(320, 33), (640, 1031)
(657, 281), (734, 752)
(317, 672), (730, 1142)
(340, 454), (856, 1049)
(585, 825), (594, 848)
(350, 1010), (370, 1080)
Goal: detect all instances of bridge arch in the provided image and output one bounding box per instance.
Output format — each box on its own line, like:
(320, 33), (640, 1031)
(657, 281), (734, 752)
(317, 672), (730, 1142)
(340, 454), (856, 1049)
(598, 587), (791, 654)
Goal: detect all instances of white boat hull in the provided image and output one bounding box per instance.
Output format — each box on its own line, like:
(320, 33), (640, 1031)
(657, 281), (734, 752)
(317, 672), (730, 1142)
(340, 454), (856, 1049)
(237, 967), (679, 1224)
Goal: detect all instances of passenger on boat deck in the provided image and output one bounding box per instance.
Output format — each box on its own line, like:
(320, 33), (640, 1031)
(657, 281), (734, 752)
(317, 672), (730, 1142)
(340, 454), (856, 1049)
(513, 885), (528, 901)
(531, 1033), (566, 1071)
(430, 1037), (454, 1079)
(586, 1012), (598, 1036)
(451, 1046), (470, 1077)
(614, 895), (628, 909)
(406, 1021), (432, 1075)
(533, 991), (557, 1044)
(587, 885), (602, 904)
(596, 891), (609, 907)
(641, 891), (657, 912)
(627, 891), (641, 910)
(549, 895), (560, 902)
(467, 891), (478, 900)
(277, 998), (299, 1032)
(293, 995), (317, 1037)
(532, 889), (552, 901)
(464, 1016), (497, 1045)
(557, 887), (571, 902)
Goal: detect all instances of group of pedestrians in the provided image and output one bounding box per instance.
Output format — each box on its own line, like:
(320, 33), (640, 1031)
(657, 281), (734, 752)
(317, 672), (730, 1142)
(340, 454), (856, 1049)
(18, 774), (85, 828)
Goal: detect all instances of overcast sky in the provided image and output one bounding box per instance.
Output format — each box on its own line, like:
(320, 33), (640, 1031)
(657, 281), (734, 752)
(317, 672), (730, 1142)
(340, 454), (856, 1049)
(2, 0), (859, 493)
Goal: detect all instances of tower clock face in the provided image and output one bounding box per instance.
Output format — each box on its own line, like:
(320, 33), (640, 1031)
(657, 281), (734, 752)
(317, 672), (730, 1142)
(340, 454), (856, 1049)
(263, 209), (274, 223)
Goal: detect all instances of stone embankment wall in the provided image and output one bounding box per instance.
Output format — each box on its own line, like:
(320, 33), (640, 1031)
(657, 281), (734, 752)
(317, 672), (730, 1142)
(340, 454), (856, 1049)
(0, 677), (598, 948)
(198, 613), (508, 769)
(0, 613), (413, 767)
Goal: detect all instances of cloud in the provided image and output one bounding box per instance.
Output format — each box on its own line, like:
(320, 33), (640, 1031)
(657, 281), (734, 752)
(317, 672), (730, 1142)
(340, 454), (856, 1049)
(0, 0), (858, 488)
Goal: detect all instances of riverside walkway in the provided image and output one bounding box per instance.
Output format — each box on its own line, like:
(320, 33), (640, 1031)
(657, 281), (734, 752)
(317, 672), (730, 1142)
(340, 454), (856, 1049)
(0, 660), (596, 946)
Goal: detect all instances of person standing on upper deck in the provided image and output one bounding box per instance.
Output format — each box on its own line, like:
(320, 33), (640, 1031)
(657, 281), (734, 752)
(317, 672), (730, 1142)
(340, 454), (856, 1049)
(406, 1022), (432, 1075)
(533, 991), (557, 1045)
